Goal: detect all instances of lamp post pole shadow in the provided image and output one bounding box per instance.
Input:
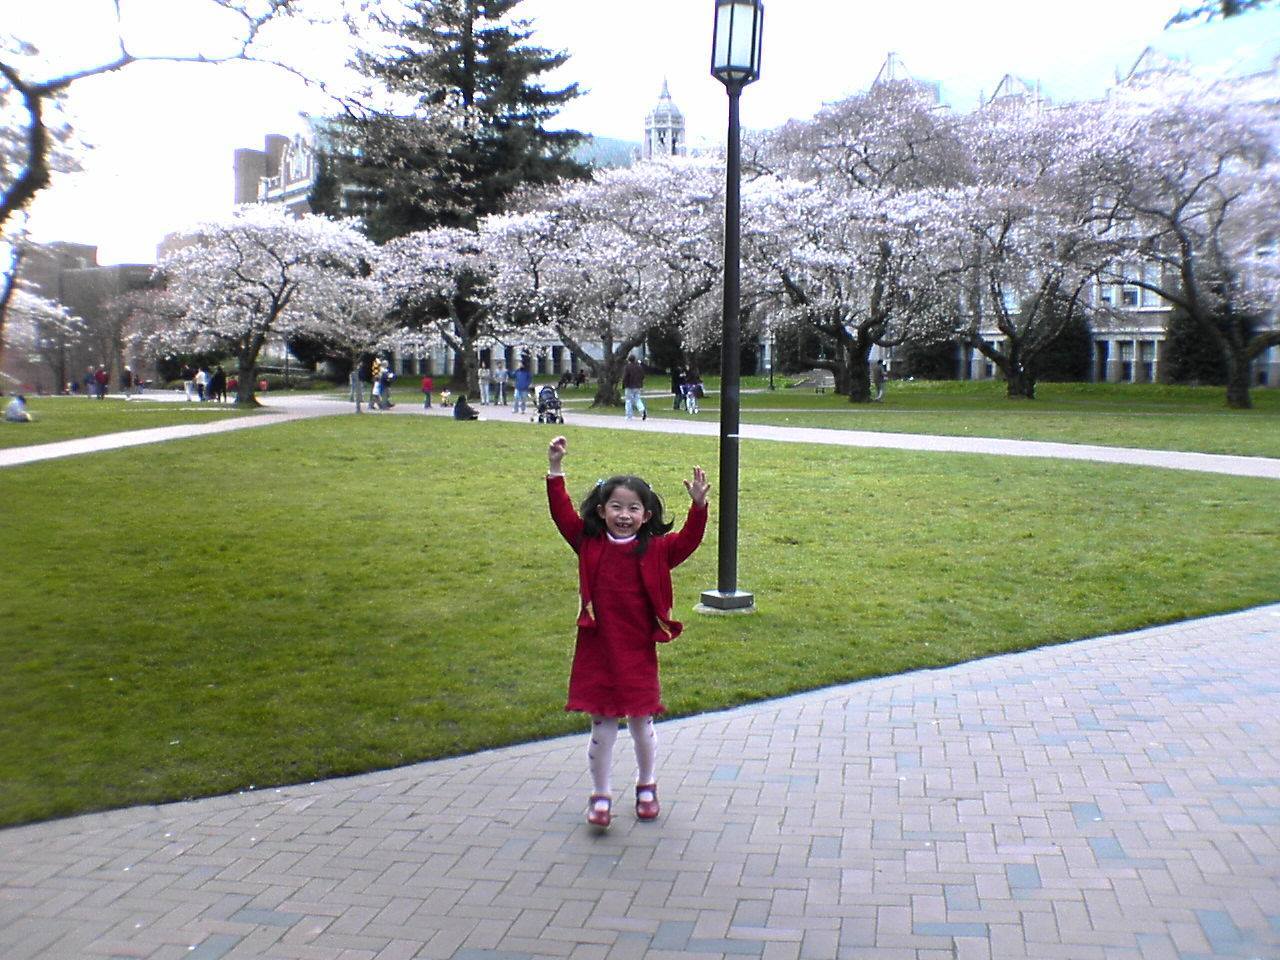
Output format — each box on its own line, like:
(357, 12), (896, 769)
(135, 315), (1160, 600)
(698, 0), (762, 615)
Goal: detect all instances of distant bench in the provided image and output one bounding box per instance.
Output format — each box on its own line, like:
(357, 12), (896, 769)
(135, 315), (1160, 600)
(789, 369), (835, 393)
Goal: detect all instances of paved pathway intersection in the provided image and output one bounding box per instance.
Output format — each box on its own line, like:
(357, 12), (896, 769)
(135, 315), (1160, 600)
(2, 606), (1278, 959)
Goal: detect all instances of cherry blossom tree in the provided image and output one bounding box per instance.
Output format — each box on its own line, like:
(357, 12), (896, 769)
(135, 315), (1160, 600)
(942, 100), (1116, 399)
(748, 82), (965, 401)
(155, 205), (370, 405)
(279, 231), (435, 412)
(1083, 71), (1280, 408)
(376, 226), (504, 398)
(759, 79), (963, 191)
(484, 158), (724, 406)
(749, 175), (959, 400)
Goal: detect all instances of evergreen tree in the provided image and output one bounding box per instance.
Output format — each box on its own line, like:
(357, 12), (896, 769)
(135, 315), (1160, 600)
(319, 0), (589, 239)
(1164, 304), (1230, 385)
(897, 337), (959, 380)
(1032, 309), (1092, 382)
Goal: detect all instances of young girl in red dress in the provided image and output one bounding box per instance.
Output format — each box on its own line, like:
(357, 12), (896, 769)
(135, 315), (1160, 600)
(546, 435), (709, 830)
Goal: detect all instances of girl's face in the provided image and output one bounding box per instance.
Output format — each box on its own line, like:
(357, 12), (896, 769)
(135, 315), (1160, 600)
(597, 485), (652, 539)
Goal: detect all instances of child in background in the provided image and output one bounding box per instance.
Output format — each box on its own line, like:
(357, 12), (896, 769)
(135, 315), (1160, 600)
(545, 435), (710, 830)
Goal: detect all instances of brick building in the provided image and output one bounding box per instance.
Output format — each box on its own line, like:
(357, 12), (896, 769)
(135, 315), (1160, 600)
(3, 243), (156, 394)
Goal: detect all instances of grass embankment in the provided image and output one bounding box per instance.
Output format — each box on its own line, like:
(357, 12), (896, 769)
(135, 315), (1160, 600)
(0, 396), (257, 450)
(1, 415), (1276, 826)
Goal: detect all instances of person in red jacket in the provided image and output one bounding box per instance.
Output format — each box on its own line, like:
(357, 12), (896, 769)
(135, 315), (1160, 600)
(545, 435), (709, 830)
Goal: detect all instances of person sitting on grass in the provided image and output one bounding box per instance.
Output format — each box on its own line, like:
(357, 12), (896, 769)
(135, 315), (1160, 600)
(4, 394), (32, 422)
(453, 393), (480, 420)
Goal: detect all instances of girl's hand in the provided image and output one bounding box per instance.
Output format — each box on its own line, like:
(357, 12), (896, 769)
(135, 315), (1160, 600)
(548, 435), (568, 472)
(684, 465), (710, 506)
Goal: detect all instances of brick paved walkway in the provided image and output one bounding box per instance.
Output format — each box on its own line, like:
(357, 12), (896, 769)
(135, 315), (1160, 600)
(2, 605), (1277, 960)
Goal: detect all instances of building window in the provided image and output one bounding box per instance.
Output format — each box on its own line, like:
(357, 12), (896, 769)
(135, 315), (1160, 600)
(1121, 288), (1139, 307)
(1138, 340), (1155, 382)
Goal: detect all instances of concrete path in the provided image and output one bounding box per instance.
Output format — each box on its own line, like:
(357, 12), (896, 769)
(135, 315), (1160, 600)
(551, 411), (1280, 480)
(2, 393), (1278, 479)
(0, 394), (350, 469)
(2, 605), (1277, 960)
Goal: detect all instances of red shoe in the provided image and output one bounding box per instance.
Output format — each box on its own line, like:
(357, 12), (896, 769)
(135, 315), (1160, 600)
(635, 783), (660, 821)
(586, 794), (612, 829)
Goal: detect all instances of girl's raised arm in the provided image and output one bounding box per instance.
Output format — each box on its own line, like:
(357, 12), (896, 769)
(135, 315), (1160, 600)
(683, 465), (710, 507)
(548, 435), (568, 475)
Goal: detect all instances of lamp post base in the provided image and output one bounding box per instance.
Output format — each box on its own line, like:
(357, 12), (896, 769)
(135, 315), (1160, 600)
(696, 589), (756, 614)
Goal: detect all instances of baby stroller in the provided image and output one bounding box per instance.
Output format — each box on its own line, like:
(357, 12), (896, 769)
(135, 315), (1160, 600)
(536, 384), (565, 424)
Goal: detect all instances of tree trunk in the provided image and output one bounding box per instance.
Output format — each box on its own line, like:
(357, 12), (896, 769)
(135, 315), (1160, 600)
(846, 337), (875, 403)
(1005, 364), (1036, 399)
(450, 350), (467, 392)
(235, 366), (261, 406)
(1224, 353), (1253, 409)
(593, 355), (624, 407)
(234, 333), (266, 407)
(349, 353), (364, 413)
(590, 327), (627, 408)
(1000, 335), (1036, 399)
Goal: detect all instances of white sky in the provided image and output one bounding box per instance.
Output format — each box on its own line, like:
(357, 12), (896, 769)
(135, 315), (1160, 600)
(9, 0), (1273, 265)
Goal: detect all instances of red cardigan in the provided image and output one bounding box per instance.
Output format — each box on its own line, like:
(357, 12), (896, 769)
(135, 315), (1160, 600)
(547, 475), (707, 643)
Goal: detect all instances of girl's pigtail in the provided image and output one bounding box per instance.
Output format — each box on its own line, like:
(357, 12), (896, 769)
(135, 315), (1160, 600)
(579, 480), (609, 539)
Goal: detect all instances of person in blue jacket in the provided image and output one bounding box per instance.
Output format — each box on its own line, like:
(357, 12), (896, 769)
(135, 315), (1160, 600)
(513, 360), (534, 415)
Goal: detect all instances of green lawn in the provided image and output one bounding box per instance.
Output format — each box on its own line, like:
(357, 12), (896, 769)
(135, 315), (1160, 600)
(604, 380), (1280, 459)
(1, 415), (1276, 826)
(0, 395), (257, 449)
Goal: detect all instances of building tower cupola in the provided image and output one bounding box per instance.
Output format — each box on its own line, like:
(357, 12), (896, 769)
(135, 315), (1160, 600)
(644, 78), (686, 159)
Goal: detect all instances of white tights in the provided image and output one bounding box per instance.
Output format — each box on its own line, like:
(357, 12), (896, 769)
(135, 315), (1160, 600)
(588, 714), (657, 800)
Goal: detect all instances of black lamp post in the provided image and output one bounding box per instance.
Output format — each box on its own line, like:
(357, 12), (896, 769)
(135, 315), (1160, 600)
(699, 0), (762, 614)
(768, 324), (776, 391)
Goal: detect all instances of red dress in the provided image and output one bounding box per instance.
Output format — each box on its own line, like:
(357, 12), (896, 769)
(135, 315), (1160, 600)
(545, 475), (707, 718)
(566, 537), (664, 717)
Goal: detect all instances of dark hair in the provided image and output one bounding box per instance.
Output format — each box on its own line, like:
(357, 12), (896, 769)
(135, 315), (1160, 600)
(579, 475), (673, 555)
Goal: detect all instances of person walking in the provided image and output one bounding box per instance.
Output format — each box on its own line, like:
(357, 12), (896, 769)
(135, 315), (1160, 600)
(623, 355), (647, 421)
(682, 368), (703, 415)
(873, 360), (888, 402)
(494, 361), (510, 406)
(479, 365), (492, 405)
(671, 366), (686, 411)
(378, 357), (395, 408)
(421, 373), (434, 409)
(544, 435), (709, 830)
(513, 360), (533, 415)
(210, 366), (227, 403)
